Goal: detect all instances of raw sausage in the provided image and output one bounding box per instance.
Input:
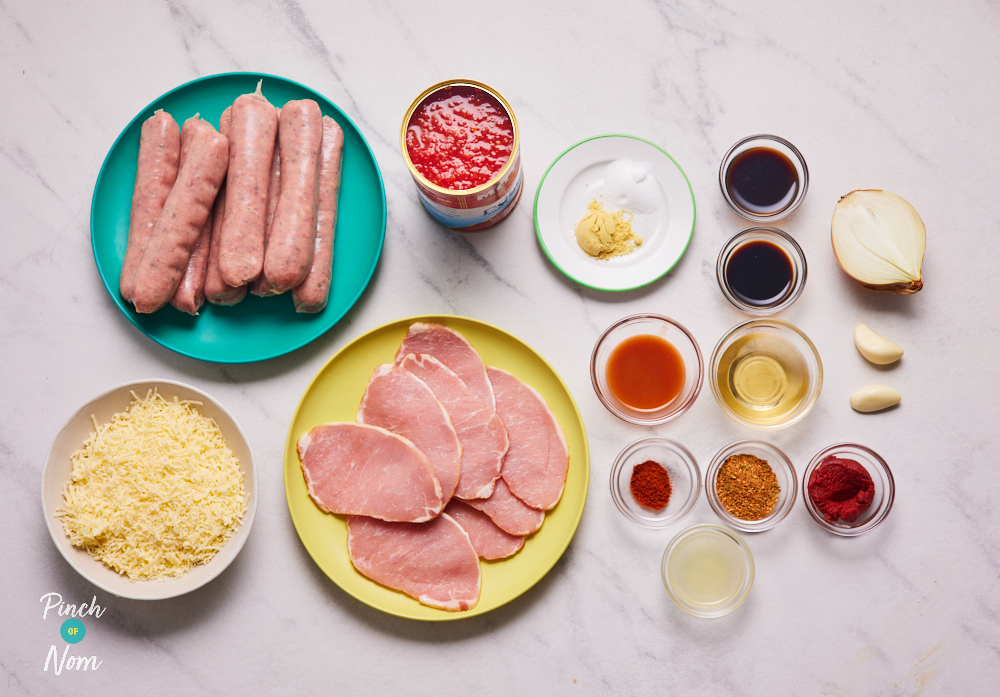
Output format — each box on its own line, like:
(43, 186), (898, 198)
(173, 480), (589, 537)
(168, 116), (213, 315)
(250, 107), (282, 297)
(219, 80), (277, 287)
(293, 116), (344, 313)
(263, 100), (323, 292)
(169, 212), (212, 314)
(130, 116), (228, 314)
(120, 109), (180, 302)
(204, 107), (247, 306)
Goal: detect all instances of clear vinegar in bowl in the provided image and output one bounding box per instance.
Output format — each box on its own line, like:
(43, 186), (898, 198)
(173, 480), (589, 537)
(717, 332), (809, 422)
(661, 524), (754, 618)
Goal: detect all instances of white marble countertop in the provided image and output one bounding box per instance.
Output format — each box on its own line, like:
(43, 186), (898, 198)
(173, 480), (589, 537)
(3, 1), (999, 694)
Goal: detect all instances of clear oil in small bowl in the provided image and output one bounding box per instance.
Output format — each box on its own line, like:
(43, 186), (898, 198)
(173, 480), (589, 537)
(710, 319), (822, 430)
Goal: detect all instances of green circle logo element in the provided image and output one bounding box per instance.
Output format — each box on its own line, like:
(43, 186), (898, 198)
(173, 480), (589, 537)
(61, 618), (85, 644)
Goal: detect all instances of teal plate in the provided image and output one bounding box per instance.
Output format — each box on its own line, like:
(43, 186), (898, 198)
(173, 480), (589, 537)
(91, 72), (386, 363)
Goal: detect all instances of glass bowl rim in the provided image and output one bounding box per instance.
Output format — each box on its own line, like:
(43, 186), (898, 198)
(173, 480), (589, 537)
(801, 442), (895, 536)
(715, 226), (808, 316)
(609, 436), (702, 528)
(660, 523), (755, 618)
(718, 133), (809, 222)
(708, 317), (823, 430)
(704, 439), (798, 532)
(590, 313), (704, 425)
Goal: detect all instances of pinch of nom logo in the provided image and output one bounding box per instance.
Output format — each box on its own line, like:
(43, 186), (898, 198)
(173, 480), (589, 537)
(41, 592), (105, 675)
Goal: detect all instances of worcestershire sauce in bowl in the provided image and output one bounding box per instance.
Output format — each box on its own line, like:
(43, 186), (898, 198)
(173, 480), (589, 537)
(725, 148), (798, 216)
(716, 227), (807, 316)
(725, 241), (793, 307)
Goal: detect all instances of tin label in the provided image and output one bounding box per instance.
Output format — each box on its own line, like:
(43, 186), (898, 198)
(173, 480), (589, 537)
(417, 167), (523, 229)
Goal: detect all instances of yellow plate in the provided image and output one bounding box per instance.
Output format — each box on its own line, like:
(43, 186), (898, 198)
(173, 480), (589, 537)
(284, 315), (590, 620)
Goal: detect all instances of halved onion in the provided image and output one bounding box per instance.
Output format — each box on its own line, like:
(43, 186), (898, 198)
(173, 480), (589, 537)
(831, 190), (925, 294)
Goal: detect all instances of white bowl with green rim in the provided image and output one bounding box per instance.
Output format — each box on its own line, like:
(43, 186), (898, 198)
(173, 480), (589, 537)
(533, 134), (696, 291)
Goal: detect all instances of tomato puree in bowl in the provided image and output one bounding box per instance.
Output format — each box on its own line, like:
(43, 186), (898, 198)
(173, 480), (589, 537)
(807, 456), (874, 523)
(406, 86), (513, 191)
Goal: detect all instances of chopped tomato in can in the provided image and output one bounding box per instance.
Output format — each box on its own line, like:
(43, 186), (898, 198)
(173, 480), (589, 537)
(402, 80), (523, 231)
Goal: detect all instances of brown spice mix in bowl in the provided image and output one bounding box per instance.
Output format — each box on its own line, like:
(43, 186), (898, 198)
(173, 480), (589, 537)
(716, 453), (779, 520)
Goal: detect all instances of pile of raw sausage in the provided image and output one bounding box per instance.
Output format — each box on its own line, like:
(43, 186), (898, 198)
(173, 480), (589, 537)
(120, 81), (345, 316)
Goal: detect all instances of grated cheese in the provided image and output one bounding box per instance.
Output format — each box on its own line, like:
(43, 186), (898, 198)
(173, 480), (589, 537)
(56, 389), (247, 581)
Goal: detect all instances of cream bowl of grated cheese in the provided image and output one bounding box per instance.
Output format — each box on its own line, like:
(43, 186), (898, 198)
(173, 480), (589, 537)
(41, 380), (257, 600)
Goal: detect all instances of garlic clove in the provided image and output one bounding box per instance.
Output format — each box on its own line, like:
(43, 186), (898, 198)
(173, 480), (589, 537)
(850, 385), (902, 412)
(854, 323), (904, 365)
(831, 190), (926, 294)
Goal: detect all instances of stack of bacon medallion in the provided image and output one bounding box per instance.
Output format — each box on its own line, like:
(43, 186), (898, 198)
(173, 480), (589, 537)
(296, 322), (570, 612)
(120, 81), (344, 316)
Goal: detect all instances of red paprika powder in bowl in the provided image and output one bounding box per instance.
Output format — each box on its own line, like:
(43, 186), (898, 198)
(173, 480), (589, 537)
(610, 437), (700, 528)
(802, 443), (894, 536)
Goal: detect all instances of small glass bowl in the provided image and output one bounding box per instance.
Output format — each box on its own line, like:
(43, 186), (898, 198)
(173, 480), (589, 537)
(802, 443), (895, 536)
(591, 314), (703, 425)
(709, 318), (823, 430)
(610, 437), (701, 528)
(716, 227), (807, 316)
(719, 134), (809, 222)
(705, 440), (797, 532)
(661, 524), (754, 618)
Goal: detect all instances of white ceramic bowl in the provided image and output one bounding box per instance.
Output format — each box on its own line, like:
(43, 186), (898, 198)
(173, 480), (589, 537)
(41, 379), (257, 600)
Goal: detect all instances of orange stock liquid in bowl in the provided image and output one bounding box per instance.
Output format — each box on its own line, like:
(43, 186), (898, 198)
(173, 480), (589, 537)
(606, 335), (686, 410)
(590, 314), (703, 426)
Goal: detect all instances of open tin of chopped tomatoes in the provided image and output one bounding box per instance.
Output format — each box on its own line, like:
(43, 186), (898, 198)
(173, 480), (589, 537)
(401, 79), (522, 232)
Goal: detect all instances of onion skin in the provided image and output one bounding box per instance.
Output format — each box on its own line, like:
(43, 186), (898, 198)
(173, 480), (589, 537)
(831, 189), (925, 294)
(859, 278), (923, 294)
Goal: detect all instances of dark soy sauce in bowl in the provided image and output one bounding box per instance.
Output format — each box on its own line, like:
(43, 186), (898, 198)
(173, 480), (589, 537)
(725, 148), (798, 216)
(725, 240), (793, 307)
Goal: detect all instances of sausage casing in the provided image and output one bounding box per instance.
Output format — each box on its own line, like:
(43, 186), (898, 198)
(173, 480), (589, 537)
(264, 100), (323, 292)
(167, 116), (214, 315)
(130, 116), (229, 314)
(121, 109), (180, 301)
(294, 116), (344, 313)
(169, 210), (212, 315)
(219, 80), (277, 287)
(250, 107), (282, 297)
(204, 107), (248, 306)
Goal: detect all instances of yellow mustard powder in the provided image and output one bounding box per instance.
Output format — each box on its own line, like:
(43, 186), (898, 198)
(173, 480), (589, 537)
(574, 199), (643, 260)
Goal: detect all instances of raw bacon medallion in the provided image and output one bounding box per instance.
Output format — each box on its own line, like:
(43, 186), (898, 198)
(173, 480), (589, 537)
(445, 499), (525, 561)
(488, 367), (570, 511)
(399, 353), (508, 500)
(347, 513), (481, 611)
(358, 364), (462, 503)
(465, 477), (545, 537)
(297, 422), (442, 523)
(394, 322), (496, 409)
